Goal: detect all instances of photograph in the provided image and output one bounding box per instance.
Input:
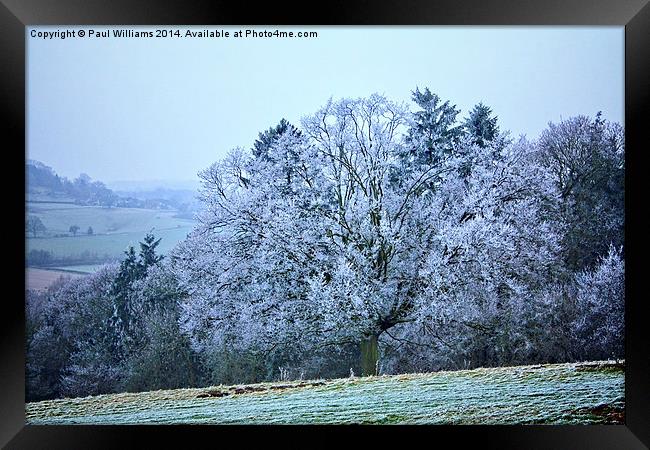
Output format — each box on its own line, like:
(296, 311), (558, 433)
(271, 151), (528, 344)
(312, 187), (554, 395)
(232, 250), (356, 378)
(23, 25), (626, 425)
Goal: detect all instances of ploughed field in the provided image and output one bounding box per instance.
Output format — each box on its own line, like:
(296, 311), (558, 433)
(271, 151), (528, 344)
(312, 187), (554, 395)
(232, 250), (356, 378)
(25, 268), (87, 291)
(25, 361), (624, 425)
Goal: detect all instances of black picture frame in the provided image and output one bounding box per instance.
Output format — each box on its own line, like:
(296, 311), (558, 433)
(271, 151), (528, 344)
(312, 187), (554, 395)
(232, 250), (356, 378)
(2, 1), (648, 447)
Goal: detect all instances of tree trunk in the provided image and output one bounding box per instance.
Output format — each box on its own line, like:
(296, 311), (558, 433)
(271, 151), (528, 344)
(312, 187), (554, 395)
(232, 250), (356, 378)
(360, 334), (379, 376)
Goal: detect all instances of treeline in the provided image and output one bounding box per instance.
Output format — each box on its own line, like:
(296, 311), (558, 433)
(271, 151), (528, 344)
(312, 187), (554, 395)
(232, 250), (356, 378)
(25, 90), (624, 401)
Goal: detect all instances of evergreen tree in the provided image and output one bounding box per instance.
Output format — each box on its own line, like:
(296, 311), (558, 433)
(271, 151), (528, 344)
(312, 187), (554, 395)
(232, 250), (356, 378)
(109, 232), (164, 359)
(464, 103), (499, 147)
(402, 87), (463, 169)
(251, 118), (304, 192)
(139, 232), (164, 269)
(252, 118), (301, 161)
(109, 247), (139, 357)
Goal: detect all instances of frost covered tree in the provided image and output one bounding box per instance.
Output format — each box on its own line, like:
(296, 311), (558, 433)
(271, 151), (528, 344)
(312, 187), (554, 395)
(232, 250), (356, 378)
(122, 263), (199, 392)
(251, 118), (303, 193)
(464, 102), (499, 148)
(26, 286), (68, 401)
(173, 93), (561, 377)
(57, 265), (125, 397)
(26, 264), (122, 399)
(536, 113), (624, 272)
(26, 234), (186, 399)
(172, 137), (329, 379)
(252, 118), (302, 162)
(400, 87), (463, 172)
(572, 245), (624, 360)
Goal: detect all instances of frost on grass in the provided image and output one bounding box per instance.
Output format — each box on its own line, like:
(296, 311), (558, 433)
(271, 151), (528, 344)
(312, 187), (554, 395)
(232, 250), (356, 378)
(26, 360), (624, 425)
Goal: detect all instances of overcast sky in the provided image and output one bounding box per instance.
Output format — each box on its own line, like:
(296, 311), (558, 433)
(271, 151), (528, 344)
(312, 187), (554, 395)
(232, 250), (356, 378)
(27, 26), (623, 184)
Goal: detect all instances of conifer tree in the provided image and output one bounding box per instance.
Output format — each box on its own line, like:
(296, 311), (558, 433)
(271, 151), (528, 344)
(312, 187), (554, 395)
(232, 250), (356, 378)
(109, 232), (164, 359)
(464, 103), (499, 148)
(402, 87), (463, 169)
(252, 118), (301, 161)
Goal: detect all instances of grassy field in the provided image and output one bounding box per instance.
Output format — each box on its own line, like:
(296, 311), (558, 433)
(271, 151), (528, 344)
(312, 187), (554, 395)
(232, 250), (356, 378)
(25, 360), (624, 425)
(26, 202), (196, 263)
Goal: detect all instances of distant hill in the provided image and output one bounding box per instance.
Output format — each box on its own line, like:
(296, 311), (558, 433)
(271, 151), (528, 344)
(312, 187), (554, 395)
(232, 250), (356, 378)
(106, 179), (201, 192)
(26, 160), (183, 210)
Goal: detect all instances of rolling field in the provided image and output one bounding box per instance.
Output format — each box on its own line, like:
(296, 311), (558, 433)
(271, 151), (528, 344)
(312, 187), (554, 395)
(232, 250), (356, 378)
(26, 202), (196, 262)
(25, 360), (624, 425)
(27, 227), (193, 259)
(27, 202), (193, 235)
